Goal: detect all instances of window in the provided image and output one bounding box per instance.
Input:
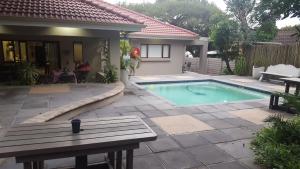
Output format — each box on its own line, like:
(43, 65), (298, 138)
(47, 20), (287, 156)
(141, 44), (170, 58)
(73, 42), (83, 63)
(2, 41), (27, 62)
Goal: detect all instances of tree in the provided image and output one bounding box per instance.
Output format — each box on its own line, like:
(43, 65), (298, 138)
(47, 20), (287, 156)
(210, 20), (240, 74)
(224, 0), (256, 41)
(124, 0), (223, 37)
(256, 0), (300, 19)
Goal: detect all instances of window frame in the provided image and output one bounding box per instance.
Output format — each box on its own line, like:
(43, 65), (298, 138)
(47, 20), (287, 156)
(73, 41), (84, 63)
(141, 44), (171, 58)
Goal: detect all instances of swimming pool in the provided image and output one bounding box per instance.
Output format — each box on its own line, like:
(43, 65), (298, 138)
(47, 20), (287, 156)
(141, 81), (269, 106)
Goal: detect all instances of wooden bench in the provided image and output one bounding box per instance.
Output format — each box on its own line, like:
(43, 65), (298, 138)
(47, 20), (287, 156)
(0, 116), (157, 169)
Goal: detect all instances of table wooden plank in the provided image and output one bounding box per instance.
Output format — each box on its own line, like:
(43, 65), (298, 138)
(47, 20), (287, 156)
(5, 121), (143, 137)
(1, 123), (144, 142)
(13, 116), (138, 128)
(9, 118), (139, 132)
(0, 132), (156, 158)
(0, 127), (149, 147)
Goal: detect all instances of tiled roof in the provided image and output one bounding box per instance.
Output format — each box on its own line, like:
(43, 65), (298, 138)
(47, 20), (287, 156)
(98, 0), (199, 40)
(273, 29), (299, 45)
(0, 0), (141, 25)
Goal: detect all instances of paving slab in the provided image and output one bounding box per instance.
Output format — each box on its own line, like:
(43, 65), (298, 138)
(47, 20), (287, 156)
(199, 130), (234, 143)
(186, 144), (234, 165)
(204, 119), (235, 129)
(151, 115), (214, 135)
(193, 114), (217, 121)
(208, 161), (249, 169)
(132, 154), (165, 169)
(172, 133), (210, 148)
(147, 137), (181, 153)
(142, 110), (167, 118)
(229, 108), (272, 125)
(221, 128), (255, 140)
(157, 150), (202, 169)
(217, 139), (253, 159)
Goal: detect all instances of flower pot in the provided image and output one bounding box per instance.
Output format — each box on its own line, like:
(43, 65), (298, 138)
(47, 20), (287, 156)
(252, 66), (265, 79)
(120, 69), (129, 85)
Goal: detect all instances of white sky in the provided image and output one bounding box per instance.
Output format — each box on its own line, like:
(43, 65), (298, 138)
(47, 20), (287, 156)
(104, 0), (300, 28)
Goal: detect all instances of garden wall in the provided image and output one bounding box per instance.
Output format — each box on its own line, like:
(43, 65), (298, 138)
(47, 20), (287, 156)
(244, 43), (300, 74)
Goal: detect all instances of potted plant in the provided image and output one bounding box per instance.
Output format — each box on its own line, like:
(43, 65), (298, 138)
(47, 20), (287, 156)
(120, 40), (131, 85)
(252, 57), (265, 79)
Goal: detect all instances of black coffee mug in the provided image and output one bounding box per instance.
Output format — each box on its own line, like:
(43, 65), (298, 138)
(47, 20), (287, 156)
(71, 119), (81, 133)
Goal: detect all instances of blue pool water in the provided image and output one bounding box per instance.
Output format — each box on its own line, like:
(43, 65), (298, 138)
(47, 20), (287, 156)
(142, 81), (269, 106)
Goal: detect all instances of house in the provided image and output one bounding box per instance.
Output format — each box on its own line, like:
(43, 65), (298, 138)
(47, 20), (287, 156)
(273, 28), (299, 45)
(100, 1), (208, 75)
(0, 0), (207, 81)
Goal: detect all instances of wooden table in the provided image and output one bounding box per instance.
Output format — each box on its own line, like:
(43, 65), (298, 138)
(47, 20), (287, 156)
(0, 116), (157, 169)
(280, 78), (300, 95)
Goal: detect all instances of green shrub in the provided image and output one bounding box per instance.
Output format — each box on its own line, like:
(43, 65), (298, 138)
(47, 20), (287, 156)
(103, 65), (118, 83)
(17, 63), (39, 85)
(251, 115), (300, 169)
(234, 56), (248, 76)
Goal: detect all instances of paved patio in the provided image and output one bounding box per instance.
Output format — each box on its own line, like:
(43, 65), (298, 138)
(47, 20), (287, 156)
(0, 83), (117, 136)
(0, 73), (294, 169)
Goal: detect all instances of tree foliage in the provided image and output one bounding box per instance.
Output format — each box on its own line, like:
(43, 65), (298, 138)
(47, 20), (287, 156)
(124, 0), (223, 37)
(256, 0), (300, 19)
(210, 20), (240, 74)
(224, 0), (256, 41)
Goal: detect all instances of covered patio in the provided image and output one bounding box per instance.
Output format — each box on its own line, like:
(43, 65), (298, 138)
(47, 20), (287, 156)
(0, 0), (145, 84)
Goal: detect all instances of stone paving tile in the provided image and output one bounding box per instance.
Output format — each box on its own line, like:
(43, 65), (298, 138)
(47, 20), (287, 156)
(134, 143), (152, 157)
(221, 128), (255, 140)
(152, 103), (174, 110)
(193, 113), (217, 121)
(136, 105), (157, 111)
(197, 105), (221, 113)
(151, 115), (214, 135)
(239, 157), (261, 169)
(229, 108), (271, 125)
(132, 154), (165, 169)
(147, 137), (181, 153)
(186, 144), (234, 165)
(208, 161), (249, 169)
(114, 106), (138, 113)
(142, 110), (167, 118)
(172, 133), (210, 148)
(185, 167), (209, 169)
(228, 103), (254, 110)
(176, 107), (204, 114)
(157, 150), (202, 169)
(214, 104), (236, 111)
(162, 109), (184, 116)
(223, 118), (257, 128)
(210, 112), (237, 119)
(204, 119), (235, 129)
(199, 130), (235, 143)
(244, 102), (267, 108)
(21, 100), (48, 109)
(217, 139), (253, 159)
(149, 126), (168, 136)
(119, 111), (146, 118)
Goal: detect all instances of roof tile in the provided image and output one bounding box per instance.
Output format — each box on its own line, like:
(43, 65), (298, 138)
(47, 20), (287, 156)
(0, 0), (140, 25)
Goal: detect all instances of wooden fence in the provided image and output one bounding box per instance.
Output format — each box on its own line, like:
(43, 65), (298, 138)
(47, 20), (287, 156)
(244, 43), (300, 74)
